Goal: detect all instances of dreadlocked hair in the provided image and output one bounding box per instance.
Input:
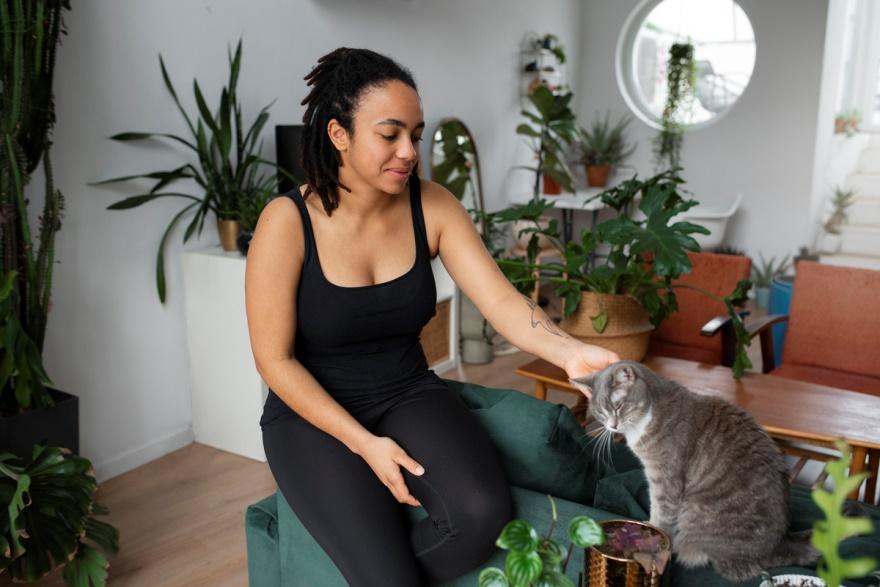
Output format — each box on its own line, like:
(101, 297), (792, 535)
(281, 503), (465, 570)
(299, 47), (417, 215)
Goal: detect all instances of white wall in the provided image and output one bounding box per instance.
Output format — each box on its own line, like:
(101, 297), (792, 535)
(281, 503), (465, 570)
(39, 0), (582, 480)
(573, 0), (829, 260)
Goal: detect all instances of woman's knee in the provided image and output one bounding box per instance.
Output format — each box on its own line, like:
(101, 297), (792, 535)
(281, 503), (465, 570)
(449, 485), (514, 547)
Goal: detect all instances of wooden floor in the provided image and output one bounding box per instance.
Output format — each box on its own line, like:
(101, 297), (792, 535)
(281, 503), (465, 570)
(21, 349), (572, 587)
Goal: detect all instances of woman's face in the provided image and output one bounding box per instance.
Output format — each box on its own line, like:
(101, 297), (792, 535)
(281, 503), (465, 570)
(334, 80), (425, 195)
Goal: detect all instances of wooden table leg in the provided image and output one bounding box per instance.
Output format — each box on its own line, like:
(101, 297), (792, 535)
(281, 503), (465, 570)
(534, 381), (547, 401)
(865, 449), (879, 506)
(849, 446), (868, 500)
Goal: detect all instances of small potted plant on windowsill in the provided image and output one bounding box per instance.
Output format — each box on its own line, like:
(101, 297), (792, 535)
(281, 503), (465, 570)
(820, 186), (856, 254)
(577, 112), (636, 188)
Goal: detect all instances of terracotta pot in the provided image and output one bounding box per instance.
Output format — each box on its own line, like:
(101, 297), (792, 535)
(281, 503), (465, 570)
(217, 219), (241, 252)
(585, 164), (611, 187)
(542, 175), (562, 195)
(559, 292), (654, 361)
(834, 119), (846, 134)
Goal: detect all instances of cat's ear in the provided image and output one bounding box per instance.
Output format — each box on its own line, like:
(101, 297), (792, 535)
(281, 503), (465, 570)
(569, 375), (595, 398)
(612, 364), (637, 387)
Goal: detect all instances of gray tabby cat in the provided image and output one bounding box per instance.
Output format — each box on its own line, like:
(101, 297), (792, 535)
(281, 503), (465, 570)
(570, 360), (817, 581)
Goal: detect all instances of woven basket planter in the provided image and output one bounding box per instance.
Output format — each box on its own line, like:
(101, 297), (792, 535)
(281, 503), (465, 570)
(559, 292), (654, 361)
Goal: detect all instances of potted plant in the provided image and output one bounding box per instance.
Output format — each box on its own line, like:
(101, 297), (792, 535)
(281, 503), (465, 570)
(516, 85), (579, 198)
(577, 113), (636, 188)
(524, 34), (567, 96)
(478, 495), (604, 587)
(0, 0), (81, 460)
(0, 444), (120, 585)
(751, 254), (791, 309)
(760, 440), (877, 587)
(236, 188), (276, 256)
(820, 186), (856, 253)
(94, 39), (288, 303)
(491, 169), (754, 377)
(833, 109), (861, 137)
(653, 43), (696, 172)
(588, 520), (671, 586)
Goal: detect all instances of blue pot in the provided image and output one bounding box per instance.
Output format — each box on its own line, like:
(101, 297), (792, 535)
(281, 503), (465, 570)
(767, 275), (794, 369)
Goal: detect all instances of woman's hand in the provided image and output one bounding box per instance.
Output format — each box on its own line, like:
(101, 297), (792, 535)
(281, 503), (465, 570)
(562, 342), (620, 397)
(357, 435), (425, 507)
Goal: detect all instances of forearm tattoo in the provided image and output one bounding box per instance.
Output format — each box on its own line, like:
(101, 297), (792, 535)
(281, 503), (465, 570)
(523, 295), (570, 339)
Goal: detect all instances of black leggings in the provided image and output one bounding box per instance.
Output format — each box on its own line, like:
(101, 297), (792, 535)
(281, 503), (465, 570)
(261, 376), (513, 586)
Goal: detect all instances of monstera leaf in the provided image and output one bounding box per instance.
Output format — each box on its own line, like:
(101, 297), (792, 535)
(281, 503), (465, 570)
(0, 445), (119, 585)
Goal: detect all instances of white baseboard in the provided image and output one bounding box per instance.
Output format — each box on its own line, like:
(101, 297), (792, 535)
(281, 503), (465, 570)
(94, 426), (194, 483)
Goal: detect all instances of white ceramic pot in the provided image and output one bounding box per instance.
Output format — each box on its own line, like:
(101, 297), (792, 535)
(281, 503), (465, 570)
(759, 574), (826, 587)
(512, 216), (556, 251)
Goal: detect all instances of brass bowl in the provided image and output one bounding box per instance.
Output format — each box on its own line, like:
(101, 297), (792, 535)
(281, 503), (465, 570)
(586, 520), (671, 587)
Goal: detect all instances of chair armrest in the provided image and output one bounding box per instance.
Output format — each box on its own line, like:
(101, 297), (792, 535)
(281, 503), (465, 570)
(745, 314), (789, 374)
(745, 314), (789, 338)
(700, 310), (750, 337)
(701, 314), (733, 337)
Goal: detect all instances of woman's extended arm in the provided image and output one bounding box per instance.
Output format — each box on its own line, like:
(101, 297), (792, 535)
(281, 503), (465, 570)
(425, 182), (619, 380)
(245, 197), (424, 506)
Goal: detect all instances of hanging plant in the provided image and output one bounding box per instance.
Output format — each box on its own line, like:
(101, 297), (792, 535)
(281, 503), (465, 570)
(652, 43), (696, 171)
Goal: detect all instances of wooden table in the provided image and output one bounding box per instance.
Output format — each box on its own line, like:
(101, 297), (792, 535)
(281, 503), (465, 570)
(515, 356), (880, 503)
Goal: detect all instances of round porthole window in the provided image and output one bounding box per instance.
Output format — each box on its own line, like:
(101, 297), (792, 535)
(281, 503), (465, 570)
(616, 0), (756, 130)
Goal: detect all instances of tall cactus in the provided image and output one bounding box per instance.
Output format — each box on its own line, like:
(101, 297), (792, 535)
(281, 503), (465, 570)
(0, 0), (70, 413)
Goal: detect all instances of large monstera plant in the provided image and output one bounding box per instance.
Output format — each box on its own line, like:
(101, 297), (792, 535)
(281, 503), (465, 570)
(492, 168), (753, 377)
(0, 445), (119, 585)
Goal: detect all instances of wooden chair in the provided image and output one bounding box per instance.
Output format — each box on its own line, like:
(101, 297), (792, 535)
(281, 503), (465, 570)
(647, 251), (752, 367)
(745, 261), (880, 394)
(741, 261), (880, 503)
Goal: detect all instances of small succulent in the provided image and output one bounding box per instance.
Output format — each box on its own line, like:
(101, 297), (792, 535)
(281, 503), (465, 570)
(751, 253), (791, 288)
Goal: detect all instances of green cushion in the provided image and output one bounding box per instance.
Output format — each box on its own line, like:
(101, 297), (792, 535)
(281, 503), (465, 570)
(442, 378), (640, 504)
(244, 494), (282, 587)
(271, 484), (616, 586)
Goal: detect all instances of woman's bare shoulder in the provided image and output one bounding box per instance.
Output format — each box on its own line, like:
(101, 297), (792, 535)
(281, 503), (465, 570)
(419, 179), (466, 215)
(250, 195), (305, 263)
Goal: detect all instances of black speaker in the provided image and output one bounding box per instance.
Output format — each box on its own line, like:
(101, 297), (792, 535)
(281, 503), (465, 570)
(275, 124), (305, 193)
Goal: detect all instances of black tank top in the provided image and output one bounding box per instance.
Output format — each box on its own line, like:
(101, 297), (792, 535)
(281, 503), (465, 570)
(260, 179), (438, 426)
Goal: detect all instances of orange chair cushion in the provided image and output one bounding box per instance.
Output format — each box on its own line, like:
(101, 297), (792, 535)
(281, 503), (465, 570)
(783, 262), (880, 378)
(650, 252), (752, 361)
(771, 364), (880, 397)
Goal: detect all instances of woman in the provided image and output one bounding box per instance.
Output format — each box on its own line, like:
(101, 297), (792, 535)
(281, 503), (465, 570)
(245, 47), (618, 586)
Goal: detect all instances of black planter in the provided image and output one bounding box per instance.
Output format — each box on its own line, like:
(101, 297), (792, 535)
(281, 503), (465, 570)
(237, 231), (253, 256)
(0, 388), (79, 463)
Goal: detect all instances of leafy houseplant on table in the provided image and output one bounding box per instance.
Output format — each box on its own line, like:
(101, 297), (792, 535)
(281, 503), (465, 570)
(653, 43), (696, 172)
(0, 445), (119, 585)
(751, 254), (791, 309)
(577, 113), (636, 188)
(94, 39), (285, 303)
(478, 495), (604, 587)
(516, 85), (579, 199)
(492, 168), (754, 377)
